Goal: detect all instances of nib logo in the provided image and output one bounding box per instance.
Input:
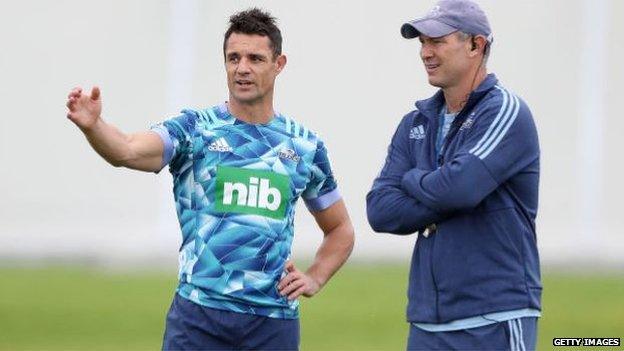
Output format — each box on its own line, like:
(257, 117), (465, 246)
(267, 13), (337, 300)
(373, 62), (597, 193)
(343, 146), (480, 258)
(215, 166), (290, 219)
(224, 177), (281, 211)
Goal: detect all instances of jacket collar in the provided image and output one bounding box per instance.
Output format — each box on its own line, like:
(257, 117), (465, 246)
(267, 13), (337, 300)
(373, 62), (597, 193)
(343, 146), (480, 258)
(415, 73), (499, 120)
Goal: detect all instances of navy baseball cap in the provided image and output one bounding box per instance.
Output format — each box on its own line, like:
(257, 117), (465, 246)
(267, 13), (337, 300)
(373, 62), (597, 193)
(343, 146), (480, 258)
(401, 0), (492, 41)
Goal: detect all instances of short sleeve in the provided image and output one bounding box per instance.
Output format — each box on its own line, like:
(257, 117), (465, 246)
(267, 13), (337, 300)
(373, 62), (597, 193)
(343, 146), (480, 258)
(302, 139), (341, 212)
(150, 113), (195, 172)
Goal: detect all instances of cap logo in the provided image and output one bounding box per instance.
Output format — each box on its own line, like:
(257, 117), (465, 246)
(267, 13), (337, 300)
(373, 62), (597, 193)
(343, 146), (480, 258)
(428, 5), (441, 18)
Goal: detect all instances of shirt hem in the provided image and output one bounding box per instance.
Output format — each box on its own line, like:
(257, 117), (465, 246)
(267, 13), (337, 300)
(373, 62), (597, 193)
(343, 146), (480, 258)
(177, 284), (299, 320)
(412, 308), (541, 332)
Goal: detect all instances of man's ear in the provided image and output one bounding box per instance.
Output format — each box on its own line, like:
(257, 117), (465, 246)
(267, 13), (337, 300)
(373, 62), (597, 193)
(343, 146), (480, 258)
(470, 35), (488, 57)
(276, 54), (287, 73)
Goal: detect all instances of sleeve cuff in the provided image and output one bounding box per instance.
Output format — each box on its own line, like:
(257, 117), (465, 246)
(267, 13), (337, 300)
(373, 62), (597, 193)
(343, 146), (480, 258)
(150, 125), (174, 170)
(304, 188), (341, 212)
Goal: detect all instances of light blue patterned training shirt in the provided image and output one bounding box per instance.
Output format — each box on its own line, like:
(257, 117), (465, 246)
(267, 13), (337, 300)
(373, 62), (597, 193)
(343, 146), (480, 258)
(151, 103), (340, 319)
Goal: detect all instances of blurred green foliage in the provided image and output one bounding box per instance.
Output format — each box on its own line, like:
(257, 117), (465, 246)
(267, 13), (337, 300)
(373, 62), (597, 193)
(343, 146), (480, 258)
(0, 264), (622, 350)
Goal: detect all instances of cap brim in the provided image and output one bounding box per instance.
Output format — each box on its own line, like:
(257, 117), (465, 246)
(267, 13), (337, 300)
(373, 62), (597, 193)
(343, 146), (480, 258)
(401, 19), (457, 39)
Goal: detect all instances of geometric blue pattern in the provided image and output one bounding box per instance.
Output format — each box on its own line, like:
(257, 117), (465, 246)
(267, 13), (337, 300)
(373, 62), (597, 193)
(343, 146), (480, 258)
(152, 103), (339, 319)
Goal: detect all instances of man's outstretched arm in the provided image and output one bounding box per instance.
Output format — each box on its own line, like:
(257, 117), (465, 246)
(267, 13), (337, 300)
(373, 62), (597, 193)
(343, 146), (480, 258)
(277, 199), (354, 300)
(66, 86), (163, 172)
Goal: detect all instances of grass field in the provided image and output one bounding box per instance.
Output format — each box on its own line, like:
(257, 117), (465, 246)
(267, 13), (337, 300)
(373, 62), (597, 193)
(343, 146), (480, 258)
(1, 264), (623, 350)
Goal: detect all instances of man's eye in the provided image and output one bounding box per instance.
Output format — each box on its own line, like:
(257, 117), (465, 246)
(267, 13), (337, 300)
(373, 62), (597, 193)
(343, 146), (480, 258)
(228, 56), (239, 63)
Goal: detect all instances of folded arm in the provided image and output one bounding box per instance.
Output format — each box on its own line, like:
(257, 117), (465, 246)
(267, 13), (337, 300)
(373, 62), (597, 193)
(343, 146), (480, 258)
(366, 114), (447, 235)
(401, 91), (539, 212)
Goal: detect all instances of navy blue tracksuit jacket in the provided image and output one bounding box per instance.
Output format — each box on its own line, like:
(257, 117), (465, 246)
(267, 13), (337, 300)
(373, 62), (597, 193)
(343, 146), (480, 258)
(367, 74), (541, 324)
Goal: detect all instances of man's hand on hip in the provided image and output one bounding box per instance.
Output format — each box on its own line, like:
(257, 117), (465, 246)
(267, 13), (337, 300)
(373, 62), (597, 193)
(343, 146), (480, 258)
(277, 261), (321, 300)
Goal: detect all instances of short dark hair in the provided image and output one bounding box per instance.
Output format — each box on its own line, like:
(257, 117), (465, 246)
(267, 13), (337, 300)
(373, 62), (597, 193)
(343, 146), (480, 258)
(223, 8), (282, 59)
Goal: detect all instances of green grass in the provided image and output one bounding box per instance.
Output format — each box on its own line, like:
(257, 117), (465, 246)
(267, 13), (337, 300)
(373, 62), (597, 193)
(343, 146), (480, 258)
(0, 264), (622, 350)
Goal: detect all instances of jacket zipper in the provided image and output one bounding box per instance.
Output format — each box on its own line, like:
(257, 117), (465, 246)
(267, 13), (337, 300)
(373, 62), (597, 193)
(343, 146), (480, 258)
(437, 109), (470, 166)
(429, 232), (441, 321)
(431, 109), (469, 321)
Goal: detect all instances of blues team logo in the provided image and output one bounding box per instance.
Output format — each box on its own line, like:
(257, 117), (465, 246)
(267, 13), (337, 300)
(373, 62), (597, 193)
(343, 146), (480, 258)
(461, 113), (476, 131)
(278, 148), (301, 162)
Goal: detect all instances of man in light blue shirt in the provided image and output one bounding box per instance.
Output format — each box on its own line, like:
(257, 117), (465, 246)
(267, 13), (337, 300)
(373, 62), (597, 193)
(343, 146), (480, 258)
(67, 8), (355, 351)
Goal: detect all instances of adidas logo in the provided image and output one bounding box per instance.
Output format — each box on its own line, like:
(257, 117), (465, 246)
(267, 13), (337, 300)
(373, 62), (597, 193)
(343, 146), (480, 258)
(208, 138), (232, 152)
(409, 125), (426, 140)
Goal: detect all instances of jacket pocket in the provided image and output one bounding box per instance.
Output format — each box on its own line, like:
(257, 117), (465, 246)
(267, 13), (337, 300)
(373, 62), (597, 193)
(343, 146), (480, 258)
(431, 208), (527, 314)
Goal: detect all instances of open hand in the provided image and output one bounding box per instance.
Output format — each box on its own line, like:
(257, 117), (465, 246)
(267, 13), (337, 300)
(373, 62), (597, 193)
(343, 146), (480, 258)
(277, 261), (321, 300)
(66, 86), (102, 130)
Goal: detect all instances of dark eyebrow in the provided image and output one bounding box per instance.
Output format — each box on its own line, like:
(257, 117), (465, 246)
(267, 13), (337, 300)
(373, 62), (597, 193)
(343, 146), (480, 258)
(248, 53), (267, 60)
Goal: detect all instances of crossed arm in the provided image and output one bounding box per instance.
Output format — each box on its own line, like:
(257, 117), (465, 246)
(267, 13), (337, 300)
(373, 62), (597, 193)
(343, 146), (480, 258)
(369, 98), (538, 233)
(366, 115), (449, 235)
(66, 86), (163, 172)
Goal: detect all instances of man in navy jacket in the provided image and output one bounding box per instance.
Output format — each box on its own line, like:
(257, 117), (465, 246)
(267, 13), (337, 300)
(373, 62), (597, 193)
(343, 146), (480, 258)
(367, 1), (541, 350)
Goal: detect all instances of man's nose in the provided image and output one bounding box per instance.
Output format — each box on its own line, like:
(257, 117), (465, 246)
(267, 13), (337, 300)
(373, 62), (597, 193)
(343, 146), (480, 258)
(420, 45), (433, 60)
(236, 58), (251, 75)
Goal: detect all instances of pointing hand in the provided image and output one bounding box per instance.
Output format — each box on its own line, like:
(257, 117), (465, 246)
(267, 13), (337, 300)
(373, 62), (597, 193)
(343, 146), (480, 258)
(66, 86), (102, 130)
